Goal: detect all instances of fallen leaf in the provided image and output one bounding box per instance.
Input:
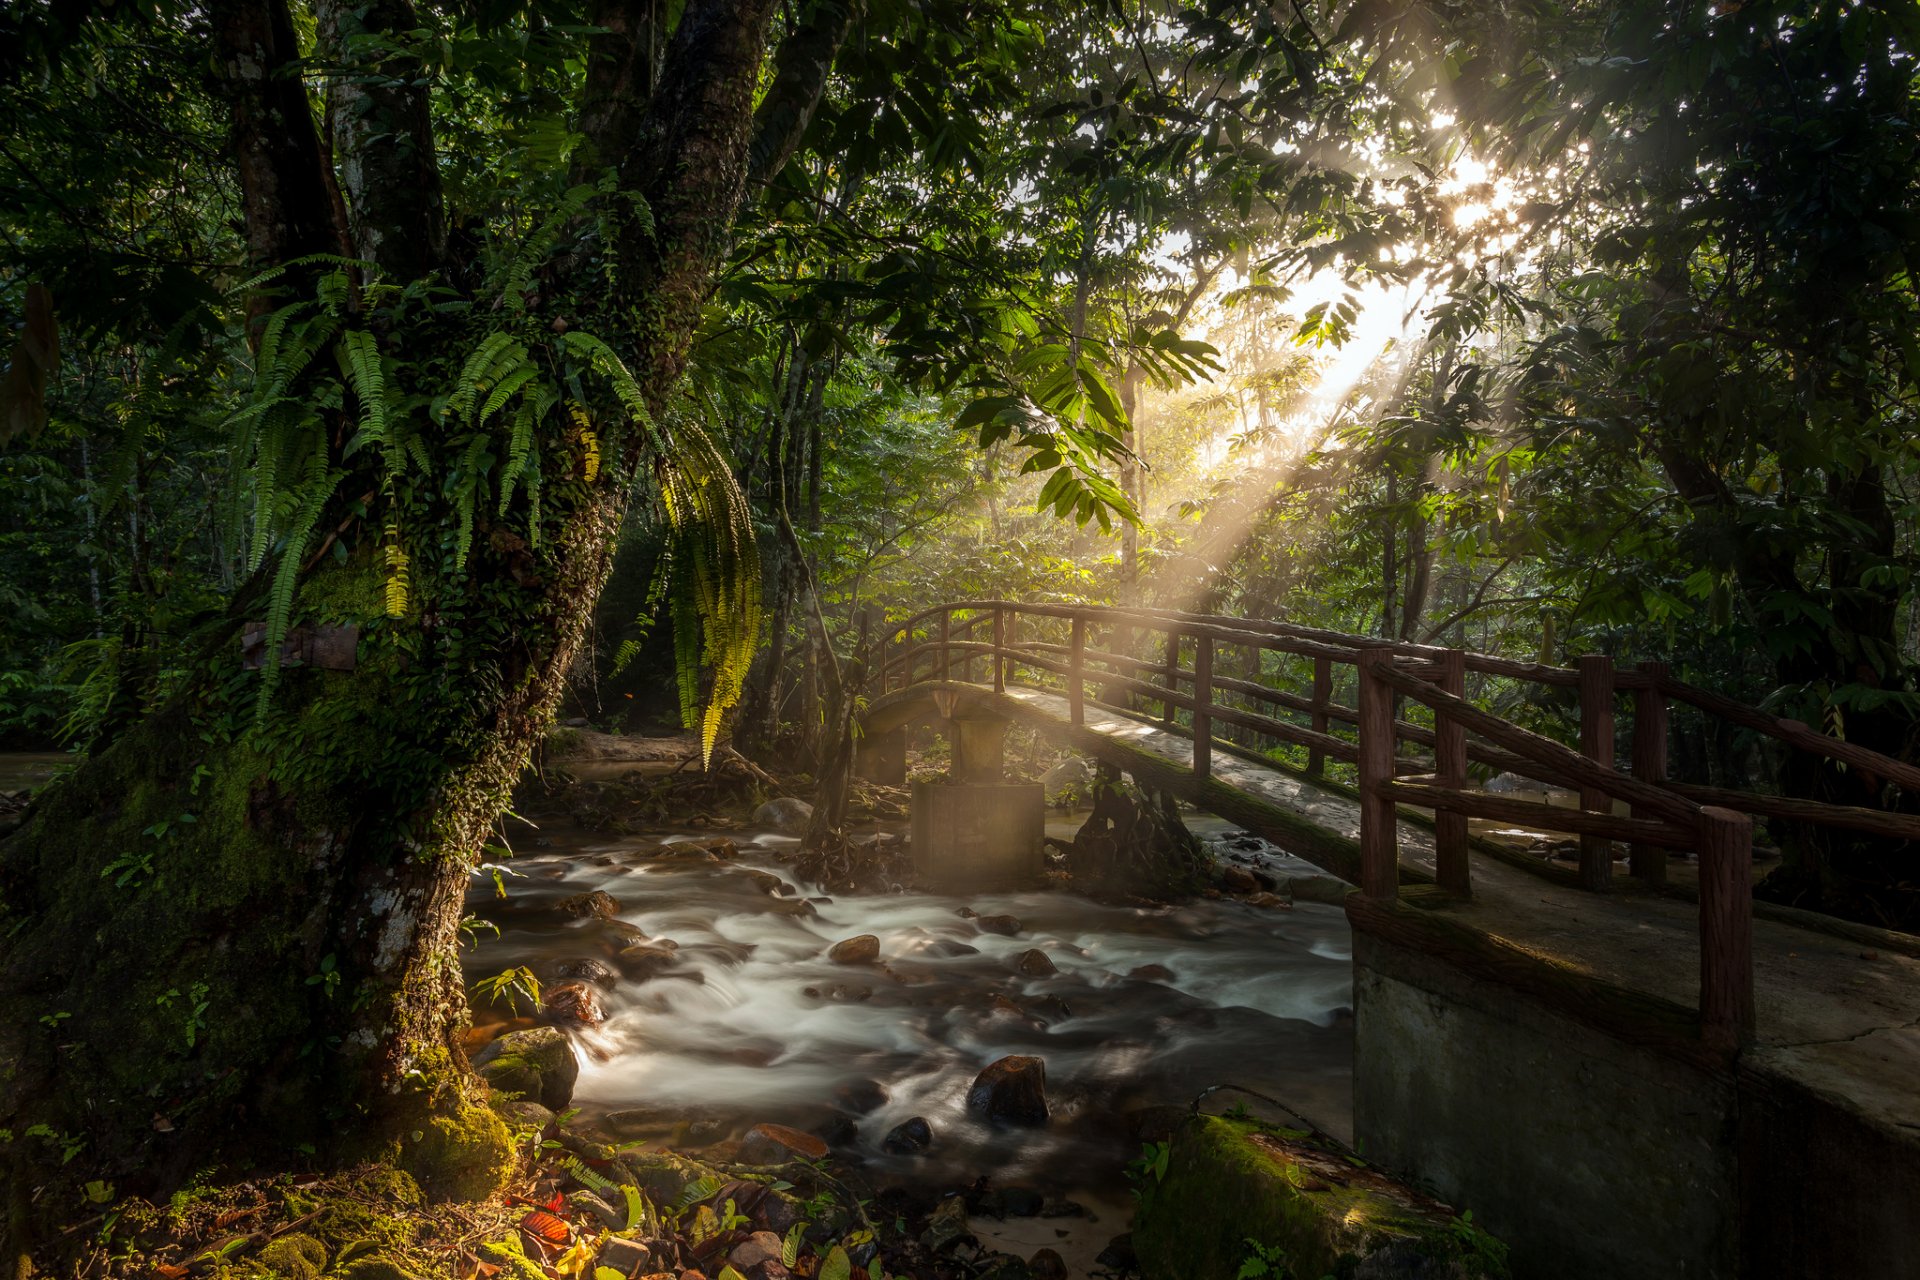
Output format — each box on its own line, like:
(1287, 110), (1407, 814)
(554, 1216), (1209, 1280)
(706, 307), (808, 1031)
(521, 1208), (571, 1245)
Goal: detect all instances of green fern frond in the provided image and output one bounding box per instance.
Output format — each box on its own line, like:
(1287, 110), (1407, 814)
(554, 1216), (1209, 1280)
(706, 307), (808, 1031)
(254, 453), (341, 726)
(498, 399), (535, 515)
(338, 329), (389, 459)
(451, 434), (491, 573)
(451, 333), (522, 420)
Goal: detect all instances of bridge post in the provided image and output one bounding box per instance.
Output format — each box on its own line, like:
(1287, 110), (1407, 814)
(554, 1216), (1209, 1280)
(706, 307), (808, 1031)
(1578, 654), (1617, 892)
(1307, 657), (1332, 777)
(1631, 660), (1670, 885)
(938, 609), (950, 682)
(1069, 615), (1085, 727)
(1162, 630), (1181, 729)
(993, 608), (1006, 693)
(1192, 634), (1213, 781)
(1433, 648), (1470, 897)
(1698, 805), (1755, 1050)
(1356, 650), (1398, 899)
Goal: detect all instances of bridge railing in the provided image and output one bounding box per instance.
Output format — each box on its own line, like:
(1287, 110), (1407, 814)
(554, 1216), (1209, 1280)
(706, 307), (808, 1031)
(872, 599), (1920, 1050)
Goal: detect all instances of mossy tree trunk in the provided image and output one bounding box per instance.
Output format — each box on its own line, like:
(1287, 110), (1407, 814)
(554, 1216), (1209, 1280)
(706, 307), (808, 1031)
(0, 0), (842, 1240)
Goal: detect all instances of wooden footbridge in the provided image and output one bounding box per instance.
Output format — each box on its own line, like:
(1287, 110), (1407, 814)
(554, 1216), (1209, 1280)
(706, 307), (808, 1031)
(857, 600), (1920, 1276)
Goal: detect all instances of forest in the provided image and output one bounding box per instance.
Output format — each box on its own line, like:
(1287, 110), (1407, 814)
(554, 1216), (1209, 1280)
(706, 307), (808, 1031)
(1, 0), (1917, 1277)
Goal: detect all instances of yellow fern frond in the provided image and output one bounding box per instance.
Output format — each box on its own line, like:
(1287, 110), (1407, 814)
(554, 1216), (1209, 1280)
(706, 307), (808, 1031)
(566, 401), (600, 481)
(382, 524), (409, 617)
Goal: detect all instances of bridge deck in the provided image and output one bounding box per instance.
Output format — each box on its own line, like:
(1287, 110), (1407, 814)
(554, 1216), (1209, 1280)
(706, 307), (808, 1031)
(991, 685), (1920, 1131)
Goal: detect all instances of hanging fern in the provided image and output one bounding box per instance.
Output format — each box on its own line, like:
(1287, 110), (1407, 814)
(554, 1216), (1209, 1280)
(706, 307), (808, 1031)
(254, 451), (342, 725)
(382, 521), (410, 617)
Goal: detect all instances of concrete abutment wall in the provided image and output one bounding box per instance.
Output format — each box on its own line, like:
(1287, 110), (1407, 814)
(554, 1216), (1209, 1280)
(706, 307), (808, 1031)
(1354, 931), (1920, 1280)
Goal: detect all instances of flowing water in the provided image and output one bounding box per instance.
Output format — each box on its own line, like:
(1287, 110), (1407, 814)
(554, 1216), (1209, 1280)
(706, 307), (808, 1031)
(462, 803), (1356, 1267)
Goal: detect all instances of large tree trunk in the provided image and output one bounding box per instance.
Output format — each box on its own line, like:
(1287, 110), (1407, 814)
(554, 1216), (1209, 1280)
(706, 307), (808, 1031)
(2, 0), (839, 1247)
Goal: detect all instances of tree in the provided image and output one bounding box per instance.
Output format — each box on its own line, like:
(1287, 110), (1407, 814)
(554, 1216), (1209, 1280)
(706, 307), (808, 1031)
(0, 0), (825, 1231)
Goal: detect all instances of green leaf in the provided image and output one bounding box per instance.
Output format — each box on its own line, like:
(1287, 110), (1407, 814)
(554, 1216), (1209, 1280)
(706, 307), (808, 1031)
(820, 1245), (852, 1280)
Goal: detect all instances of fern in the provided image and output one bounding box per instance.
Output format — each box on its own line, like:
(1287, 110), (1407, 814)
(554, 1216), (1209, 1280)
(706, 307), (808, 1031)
(450, 333), (523, 420)
(254, 452), (342, 726)
(451, 434), (492, 572)
(499, 183), (598, 309)
(382, 522), (410, 617)
(338, 329), (389, 460)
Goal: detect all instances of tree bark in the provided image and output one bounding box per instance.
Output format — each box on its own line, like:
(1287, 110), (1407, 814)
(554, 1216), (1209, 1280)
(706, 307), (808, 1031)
(1, 0), (840, 1240)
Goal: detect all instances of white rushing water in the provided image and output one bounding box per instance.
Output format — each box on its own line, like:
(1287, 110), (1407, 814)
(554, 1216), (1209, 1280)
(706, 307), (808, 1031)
(465, 814), (1354, 1200)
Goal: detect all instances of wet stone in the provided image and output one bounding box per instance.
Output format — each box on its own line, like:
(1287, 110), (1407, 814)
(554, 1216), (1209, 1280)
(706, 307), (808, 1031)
(543, 980), (606, 1024)
(1028, 1248), (1069, 1280)
(828, 933), (881, 965)
(752, 797), (814, 834)
(882, 1116), (933, 1154)
(1221, 865), (1260, 894)
(1128, 963), (1175, 981)
(966, 1055), (1049, 1126)
(554, 956), (619, 986)
(558, 889), (621, 919)
(834, 1079), (890, 1114)
(1014, 948), (1057, 976)
(974, 914), (1023, 936)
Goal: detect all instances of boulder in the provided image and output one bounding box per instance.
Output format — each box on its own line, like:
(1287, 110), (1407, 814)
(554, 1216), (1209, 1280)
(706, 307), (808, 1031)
(973, 914), (1022, 936)
(615, 942), (682, 979)
(740, 1122), (829, 1164)
(474, 1027), (578, 1110)
(543, 980), (606, 1024)
(882, 1116), (933, 1154)
(557, 889), (621, 920)
(1284, 874), (1352, 905)
(1028, 1248), (1069, 1280)
(1128, 963), (1175, 982)
(753, 797), (815, 834)
(1041, 756), (1093, 803)
(834, 1079), (890, 1114)
(555, 956), (619, 986)
(1014, 948), (1057, 976)
(966, 1055), (1048, 1125)
(1220, 864), (1260, 894)
(827, 934), (881, 965)
(1132, 1115), (1507, 1280)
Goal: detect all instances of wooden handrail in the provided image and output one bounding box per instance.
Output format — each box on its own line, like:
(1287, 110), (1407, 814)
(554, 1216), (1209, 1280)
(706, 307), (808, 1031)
(868, 596), (1920, 1050)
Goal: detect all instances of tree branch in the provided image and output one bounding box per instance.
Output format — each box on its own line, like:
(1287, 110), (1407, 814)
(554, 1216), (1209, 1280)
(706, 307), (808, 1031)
(614, 0), (784, 406)
(746, 0), (861, 190)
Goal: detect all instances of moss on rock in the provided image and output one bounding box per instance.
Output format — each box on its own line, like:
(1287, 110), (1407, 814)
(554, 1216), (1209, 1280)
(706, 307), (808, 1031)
(1132, 1116), (1508, 1280)
(398, 1098), (516, 1203)
(255, 1231), (327, 1278)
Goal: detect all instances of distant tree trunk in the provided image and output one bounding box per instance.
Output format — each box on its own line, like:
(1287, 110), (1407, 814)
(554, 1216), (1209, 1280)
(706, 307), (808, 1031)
(0, 0), (843, 1243)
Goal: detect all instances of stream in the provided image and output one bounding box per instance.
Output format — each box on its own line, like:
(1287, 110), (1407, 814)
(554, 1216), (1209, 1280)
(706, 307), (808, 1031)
(462, 801), (1356, 1272)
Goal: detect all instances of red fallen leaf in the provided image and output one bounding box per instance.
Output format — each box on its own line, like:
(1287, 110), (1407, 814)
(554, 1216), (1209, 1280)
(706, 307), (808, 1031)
(519, 1208), (570, 1244)
(544, 1191), (565, 1214)
(154, 1266), (190, 1279)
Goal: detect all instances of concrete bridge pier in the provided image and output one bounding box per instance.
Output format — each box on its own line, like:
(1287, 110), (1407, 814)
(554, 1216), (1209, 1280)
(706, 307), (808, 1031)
(855, 683), (1045, 890)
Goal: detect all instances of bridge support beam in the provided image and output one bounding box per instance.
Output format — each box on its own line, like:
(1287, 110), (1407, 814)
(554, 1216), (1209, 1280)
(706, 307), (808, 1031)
(950, 713), (1010, 784)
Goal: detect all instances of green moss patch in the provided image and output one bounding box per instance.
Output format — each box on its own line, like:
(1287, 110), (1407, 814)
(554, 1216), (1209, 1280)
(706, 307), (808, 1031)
(1133, 1116), (1509, 1280)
